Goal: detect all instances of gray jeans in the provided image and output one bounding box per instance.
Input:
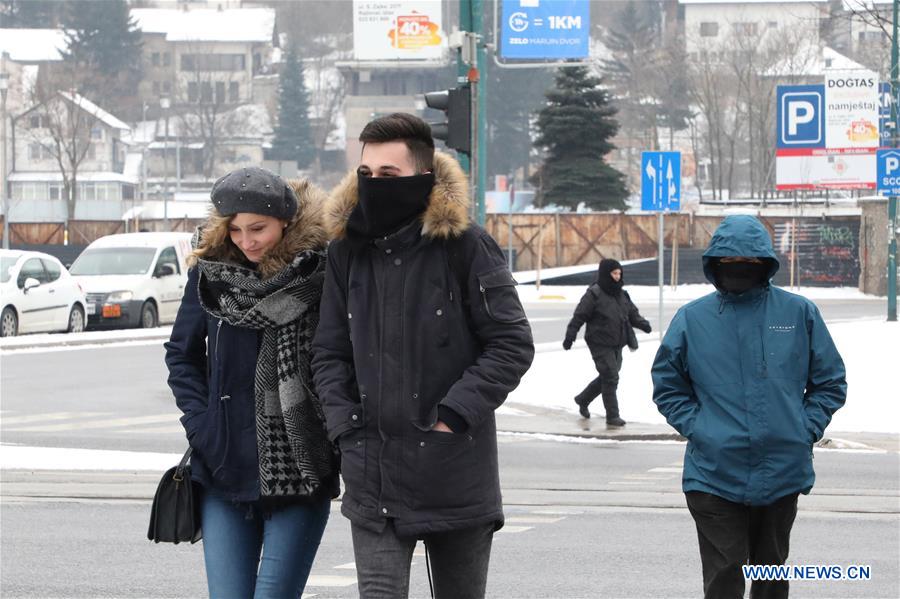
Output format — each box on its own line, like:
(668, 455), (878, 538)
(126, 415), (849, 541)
(351, 520), (494, 599)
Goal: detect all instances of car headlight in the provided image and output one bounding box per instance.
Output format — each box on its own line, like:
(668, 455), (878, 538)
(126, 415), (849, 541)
(106, 290), (134, 302)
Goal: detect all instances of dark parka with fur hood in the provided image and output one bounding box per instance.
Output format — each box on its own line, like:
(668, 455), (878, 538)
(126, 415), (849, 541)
(165, 179), (335, 503)
(311, 153), (535, 537)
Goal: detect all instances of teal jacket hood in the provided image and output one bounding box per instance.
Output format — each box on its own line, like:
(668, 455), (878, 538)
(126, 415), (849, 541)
(702, 215), (780, 286)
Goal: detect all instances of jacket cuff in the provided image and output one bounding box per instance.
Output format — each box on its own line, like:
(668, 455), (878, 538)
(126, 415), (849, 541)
(438, 405), (469, 434)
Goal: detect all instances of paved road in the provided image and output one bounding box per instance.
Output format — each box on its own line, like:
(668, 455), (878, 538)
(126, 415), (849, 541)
(2, 439), (898, 598)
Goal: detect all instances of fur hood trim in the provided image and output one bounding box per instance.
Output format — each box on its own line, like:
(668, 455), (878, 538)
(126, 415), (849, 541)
(325, 151), (470, 241)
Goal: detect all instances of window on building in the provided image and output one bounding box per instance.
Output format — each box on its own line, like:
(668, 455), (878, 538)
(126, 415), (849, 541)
(123, 185), (135, 201)
(734, 22), (758, 37)
(49, 184), (62, 201)
(201, 82), (213, 103)
(163, 81), (171, 94)
(188, 82), (199, 103)
(28, 115), (48, 129)
(859, 30), (886, 43)
(81, 183), (96, 201)
(229, 81), (239, 103)
(700, 22), (718, 37)
(768, 21), (778, 29)
(163, 52), (171, 67)
(215, 81), (225, 104)
(91, 126), (103, 141)
(253, 53), (262, 74)
(153, 81), (160, 95)
(181, 53), (246, 72)
(152, 52), (160, 67)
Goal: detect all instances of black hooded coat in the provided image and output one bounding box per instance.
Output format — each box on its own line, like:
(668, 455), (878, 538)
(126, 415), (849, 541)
(565, 259), (651, 353)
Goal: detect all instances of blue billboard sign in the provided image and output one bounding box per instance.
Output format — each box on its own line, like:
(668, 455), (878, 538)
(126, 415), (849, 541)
(776, 85), (825, 149)
(641, 152), (681, 212)
(880, 82), (893, 146)
(499, 0), (590, 60)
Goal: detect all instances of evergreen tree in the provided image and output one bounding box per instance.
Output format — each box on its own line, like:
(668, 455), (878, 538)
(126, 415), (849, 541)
(61, 0), (142, 101)
(270, 45), (315, 169)
(532, 67), (628, 211)
(0, 0), (65, 27)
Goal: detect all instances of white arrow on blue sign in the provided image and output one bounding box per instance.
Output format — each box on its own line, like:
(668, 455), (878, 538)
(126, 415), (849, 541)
(641, 151), (681, 211)
(877, 149), (900, 196)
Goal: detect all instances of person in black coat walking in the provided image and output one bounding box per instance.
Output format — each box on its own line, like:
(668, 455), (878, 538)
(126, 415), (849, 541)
(563, 258), (651, 425)
(164, 168), (339, 598)
(311, 113), (534, 599)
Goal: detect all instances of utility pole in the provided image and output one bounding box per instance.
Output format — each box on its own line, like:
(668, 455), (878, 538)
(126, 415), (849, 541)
(889, 0), (898, 321)
(458, 0), (487, 226)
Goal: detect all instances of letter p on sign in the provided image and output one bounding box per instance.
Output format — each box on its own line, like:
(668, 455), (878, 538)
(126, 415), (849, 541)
(887, 156), (900, 174)
(788, 101), (814, 136)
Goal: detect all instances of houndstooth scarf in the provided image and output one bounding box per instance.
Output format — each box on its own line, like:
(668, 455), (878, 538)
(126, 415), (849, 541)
(195, 251), (336, 499)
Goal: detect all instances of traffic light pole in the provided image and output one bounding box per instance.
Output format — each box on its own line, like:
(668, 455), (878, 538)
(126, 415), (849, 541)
(459, 0), (487, 226)
(889, 0), (898, 321)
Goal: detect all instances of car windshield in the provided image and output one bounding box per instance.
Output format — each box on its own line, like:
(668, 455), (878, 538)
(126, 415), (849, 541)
(1, 257), (18, 283)
(69, 248), (157, 276)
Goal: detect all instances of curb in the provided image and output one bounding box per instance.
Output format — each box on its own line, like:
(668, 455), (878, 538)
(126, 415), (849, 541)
(0, 333), (171, 352)
(498, 429), (684, 442)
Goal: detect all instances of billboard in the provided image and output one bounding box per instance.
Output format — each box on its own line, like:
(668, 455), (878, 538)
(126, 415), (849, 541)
(824, 70), (880, 149)
(499, 0), (590, 60)
(353, 1), (444, 61)
(776, 71), (880, 191)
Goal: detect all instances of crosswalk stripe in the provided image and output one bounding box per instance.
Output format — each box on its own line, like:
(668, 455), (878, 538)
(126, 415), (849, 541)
(1, 412), (108, 426)
(506, 515), (565, 524)
(123, 424), (186, 434)
(497, 525), (533, 534)
(648, 467), (683, 473)
(7, 414), (181, 433)
(333, 562), (356, 570)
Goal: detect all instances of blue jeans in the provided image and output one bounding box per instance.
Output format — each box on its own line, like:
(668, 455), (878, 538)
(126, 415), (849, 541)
(201, 492), (330, 599)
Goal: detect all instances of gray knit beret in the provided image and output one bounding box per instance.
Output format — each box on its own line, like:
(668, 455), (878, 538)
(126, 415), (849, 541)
(210, 167), (297, 220)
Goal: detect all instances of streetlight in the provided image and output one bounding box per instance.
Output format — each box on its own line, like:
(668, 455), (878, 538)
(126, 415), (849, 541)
(1, 68), (9, 250)
(160, 95), (170, 231)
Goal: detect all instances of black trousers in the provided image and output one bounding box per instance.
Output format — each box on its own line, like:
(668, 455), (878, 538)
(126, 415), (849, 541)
(685, 491), (799, 599)
(351, 520), (493, 599)
(574, 347), (623, 419)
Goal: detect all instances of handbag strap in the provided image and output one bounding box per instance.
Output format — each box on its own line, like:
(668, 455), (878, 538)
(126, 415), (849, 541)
(173, 447), (192, 482)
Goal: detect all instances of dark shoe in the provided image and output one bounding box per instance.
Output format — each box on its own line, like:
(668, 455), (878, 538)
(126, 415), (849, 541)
(575, 397), (590, 418)
(606, 416), (626, 427)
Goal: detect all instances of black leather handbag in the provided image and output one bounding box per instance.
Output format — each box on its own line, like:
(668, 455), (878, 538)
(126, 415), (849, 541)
(147, 448), (202, 544)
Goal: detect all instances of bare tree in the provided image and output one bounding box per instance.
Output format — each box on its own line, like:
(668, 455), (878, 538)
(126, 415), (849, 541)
(23, 67), (102, 236)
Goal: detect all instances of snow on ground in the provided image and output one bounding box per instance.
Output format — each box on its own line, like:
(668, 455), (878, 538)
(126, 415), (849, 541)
(0, 444), (181, 471)
(509, 320), (899, 435)
(0, 326), (173, 352)
(516, 283), (885, 304)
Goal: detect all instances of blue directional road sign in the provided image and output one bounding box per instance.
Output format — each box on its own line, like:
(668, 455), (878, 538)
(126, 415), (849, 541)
(877, 149), (900, 196)
(499, 0), (590, 60)
(776, 85), (825, 149)
(641, 152), (681, 212)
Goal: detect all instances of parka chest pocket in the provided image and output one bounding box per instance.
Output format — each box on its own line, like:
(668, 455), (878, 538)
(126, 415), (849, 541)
(477, 267), (527, 324)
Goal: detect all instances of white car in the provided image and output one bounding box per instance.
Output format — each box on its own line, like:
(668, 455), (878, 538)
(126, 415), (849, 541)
(1, 249), (88, 337)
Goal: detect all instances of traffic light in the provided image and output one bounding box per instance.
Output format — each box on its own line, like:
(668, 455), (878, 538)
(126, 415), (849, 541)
(424, 85), (471, 155)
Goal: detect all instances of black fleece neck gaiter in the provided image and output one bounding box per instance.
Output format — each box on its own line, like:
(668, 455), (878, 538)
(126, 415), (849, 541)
(713, 261), (769, 295)
(346, 173), (435, 240)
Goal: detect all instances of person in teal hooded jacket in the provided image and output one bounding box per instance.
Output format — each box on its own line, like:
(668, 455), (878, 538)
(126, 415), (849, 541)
(652, 215), (846, 599)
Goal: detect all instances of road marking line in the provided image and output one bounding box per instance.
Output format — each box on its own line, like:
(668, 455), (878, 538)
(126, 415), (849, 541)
(305, 575), (357, 587)
(497, 525), (533, 534)
(301, 594), (318, 598)
(624, 475), (673, 480)
(608, 481), (653, 485)
(506, 515), (565, 524)
(333, 562), (356, 570)
(122, 425), (186, 434)
(1, 412), (109, 426)
(8, 414), (181, 433)
(648, 467), (683, 473)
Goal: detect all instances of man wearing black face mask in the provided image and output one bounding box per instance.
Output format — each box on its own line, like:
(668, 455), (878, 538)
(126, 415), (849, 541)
(311, 113), (534, 598)
(563, 258), (651, 424)
(652, 215), (846, 599)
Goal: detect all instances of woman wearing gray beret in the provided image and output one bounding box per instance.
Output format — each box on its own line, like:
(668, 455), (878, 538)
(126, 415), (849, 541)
(164, 167), (339, 598)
